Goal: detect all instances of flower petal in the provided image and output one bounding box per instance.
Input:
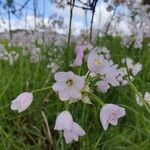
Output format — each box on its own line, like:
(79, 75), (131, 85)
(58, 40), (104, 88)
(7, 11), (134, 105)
(52, 82), (65, 92)
(59, 90), (71, 101)
(100, 108), (109, 130)
(73, 122), (86, 136)
(64, 131), (74, 144)
(11, 100), (19, 111)
(54, 72), (67, 82)
(54, 111), (73, 131)
(70, 88), (82, 100)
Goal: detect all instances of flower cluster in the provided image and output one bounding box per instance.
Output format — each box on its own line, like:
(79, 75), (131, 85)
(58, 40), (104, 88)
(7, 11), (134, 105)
(54, 111), (85, 144)
(103, 0), (150, 49)
(51, 45), (127, 143)
(0, 41), (62, 75)
(117, 57), (142, 85)
(0, 44), (19, 65)
(9, 44), (145, 145)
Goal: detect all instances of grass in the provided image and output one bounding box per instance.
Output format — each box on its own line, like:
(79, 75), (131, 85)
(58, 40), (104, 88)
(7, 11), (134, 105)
(0, 37), (150, 149)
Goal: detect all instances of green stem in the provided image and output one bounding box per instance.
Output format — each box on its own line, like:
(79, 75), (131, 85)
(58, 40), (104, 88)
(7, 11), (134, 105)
(65, 102), (70, 111)
(0, 103), (10, 110)
(56, 132), (63, 146)
(31, 86), (51, 93)
(79, 65), (82, 76)
(90, 93), (104, 106)
(85, 71), (91, 83)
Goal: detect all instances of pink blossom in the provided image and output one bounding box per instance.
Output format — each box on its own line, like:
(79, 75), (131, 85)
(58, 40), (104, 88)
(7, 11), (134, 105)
(52, 71), (85, 101)
(87, 52), (108, 73)
(74, 45), (84, 66)
(54, 111), (73, 131)
(64, 122), (85, 144)
(100, 63), (121, 87)
(54, 111), (85, 144)
(11, 92), (33, 113)
(74, 44), (92, 66)
(96, 81), (110, 93)
(100, 104), (126, 130)
(105, 73), (120, 87)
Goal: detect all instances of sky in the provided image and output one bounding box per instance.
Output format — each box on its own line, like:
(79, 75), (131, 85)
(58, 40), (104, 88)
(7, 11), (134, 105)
(0, 0), (131, 35)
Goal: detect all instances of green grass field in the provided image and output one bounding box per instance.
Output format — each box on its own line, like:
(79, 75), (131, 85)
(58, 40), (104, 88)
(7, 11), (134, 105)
(0, 37), (150, 150)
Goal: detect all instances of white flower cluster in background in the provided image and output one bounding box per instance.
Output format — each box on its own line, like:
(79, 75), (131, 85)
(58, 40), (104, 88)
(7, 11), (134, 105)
(119, 57), (142, 85)
(102, 0), (150, 49)
(0, 44), (19, 65)
(122, 4), (150, 49)
(30, 47), (41, 63)
(0, 42), (63, 74)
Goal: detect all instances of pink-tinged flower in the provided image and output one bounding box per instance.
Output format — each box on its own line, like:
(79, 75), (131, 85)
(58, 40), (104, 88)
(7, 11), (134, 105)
(54, 111), (73, 131)
(11, 92), (33, 113)
(52, 71), (85, 101)
(74, 44), (92, 66)
(74, 56), (83, 67)
(105, 74), (120, 87)
(74, 45), (84, 66)
(64, 122), (85, 144)
(87, 52), (108, 73)
(101, 63), (121, 87)
(100, 104), (126, 130)
(54, 111), (85, 144)
(96, 81), (110, 93)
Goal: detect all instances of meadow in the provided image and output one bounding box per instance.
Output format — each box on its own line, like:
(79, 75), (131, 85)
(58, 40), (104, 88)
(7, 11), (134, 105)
(0, 36), (150, 150)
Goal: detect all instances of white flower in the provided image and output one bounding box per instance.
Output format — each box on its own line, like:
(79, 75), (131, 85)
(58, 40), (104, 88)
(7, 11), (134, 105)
(144, 92), (150, 106)
(52, 71), (85, 101)
(11, 92), (33, 113)
(135, 92), (150, 106)
(132, 63), (142, 76)
(121, 58), (133, 69)
(121, 80), (128, 85)
(119, 67), (128, 77)
(135, 92), (143, 106)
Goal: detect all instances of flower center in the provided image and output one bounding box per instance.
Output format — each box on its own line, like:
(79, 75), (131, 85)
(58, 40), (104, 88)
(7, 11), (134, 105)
(66, 79), (74, 86)
(94, 59), (102, 65)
